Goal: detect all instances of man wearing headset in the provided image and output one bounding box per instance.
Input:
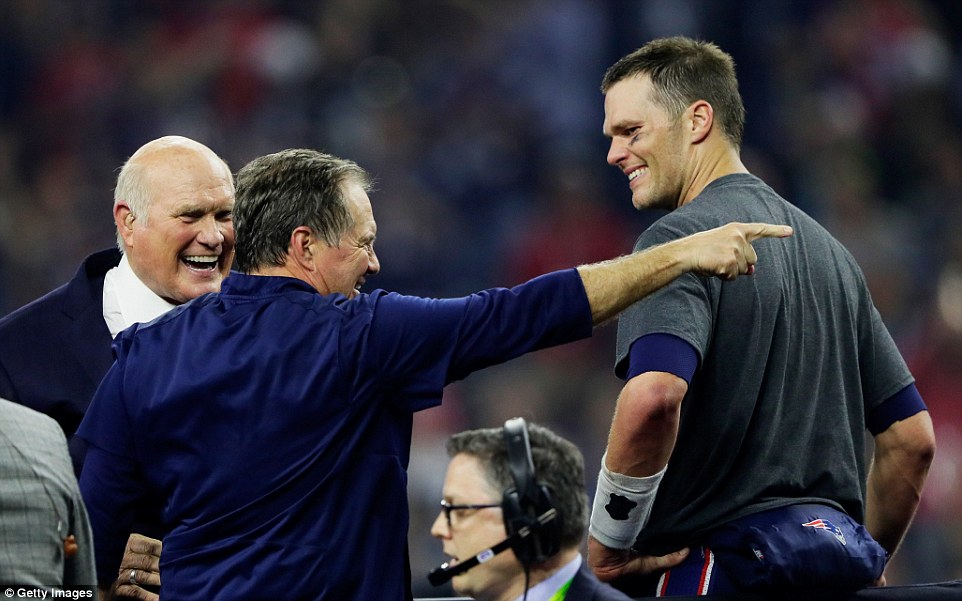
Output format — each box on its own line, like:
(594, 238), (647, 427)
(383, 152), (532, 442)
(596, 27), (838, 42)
(431, 419), (687, 601)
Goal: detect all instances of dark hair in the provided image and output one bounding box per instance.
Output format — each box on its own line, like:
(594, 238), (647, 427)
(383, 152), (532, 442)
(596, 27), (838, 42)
(233, 149), (372, 273)
(602, 36), (745, 148)
(446, 423), (587, 550)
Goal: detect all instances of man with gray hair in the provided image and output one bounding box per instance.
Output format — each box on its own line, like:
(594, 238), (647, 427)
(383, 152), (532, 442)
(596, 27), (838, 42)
(0, 135), (235, 600)
(76, 148), (790, 600)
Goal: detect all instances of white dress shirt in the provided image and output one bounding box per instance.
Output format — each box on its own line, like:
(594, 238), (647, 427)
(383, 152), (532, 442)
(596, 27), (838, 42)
(102, 254), (176, 338)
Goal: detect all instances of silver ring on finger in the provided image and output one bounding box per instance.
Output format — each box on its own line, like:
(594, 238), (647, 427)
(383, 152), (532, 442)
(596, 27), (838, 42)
(129, 569), (137, 585)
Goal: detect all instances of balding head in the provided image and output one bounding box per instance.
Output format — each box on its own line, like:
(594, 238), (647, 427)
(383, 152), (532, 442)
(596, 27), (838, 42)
(112, 136), (236, 304)
(114, 136), (232, 249)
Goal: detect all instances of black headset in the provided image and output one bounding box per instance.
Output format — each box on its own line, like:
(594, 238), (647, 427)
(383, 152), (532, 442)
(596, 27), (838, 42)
(428, 417), (563, 586)
(501, 417), (562, 567)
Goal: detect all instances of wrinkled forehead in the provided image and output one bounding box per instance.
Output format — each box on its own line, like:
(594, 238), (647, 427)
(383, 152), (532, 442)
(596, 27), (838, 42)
(144, 164), (234, 214)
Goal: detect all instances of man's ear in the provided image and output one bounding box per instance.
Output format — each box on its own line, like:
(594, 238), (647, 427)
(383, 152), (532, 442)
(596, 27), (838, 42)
(290, 226), (315, 270)
(688, 100), (714, 144)
(114, 202), (135, 248)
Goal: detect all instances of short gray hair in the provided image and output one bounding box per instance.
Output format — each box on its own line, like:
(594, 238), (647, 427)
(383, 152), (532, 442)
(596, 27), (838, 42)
(233, 149), (372, 273)
(113, 158), (151, 251)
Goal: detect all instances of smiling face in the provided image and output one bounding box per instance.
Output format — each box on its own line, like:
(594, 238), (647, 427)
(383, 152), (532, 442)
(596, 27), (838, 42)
(116, 143), (235, 305)
(430, 454), (521, 601)
(307, 180), (379, 298)
(603, 74), (691, 212)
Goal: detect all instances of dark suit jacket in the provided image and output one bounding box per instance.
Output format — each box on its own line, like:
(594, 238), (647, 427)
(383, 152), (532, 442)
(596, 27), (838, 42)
(0, 249), (120, 475)
(568, 559), (636, 601)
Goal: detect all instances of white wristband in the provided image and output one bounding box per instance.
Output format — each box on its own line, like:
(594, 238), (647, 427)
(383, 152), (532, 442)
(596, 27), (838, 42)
(589, 452), (666, 549)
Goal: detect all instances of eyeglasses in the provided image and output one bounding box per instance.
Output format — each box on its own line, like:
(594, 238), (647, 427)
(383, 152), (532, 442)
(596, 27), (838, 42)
(439, 499), (501, 529)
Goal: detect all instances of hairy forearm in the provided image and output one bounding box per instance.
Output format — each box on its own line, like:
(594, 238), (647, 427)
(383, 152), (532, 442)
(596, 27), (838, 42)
(864, 412), (935, 555)
(575, 222), (792, 326)
(577, 242), (686, 326)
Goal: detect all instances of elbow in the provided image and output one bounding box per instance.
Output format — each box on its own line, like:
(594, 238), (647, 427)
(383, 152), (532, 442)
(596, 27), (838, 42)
(607, 372), (688, 474)
(876, 410), (937, 482)
(914, 432), (936, 477)
(619, 372), (687, 431)
(904, 411), (937, 473)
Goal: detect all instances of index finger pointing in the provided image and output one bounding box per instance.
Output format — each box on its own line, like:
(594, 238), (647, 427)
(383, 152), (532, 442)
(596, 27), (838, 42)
(742, 223), (793, 242)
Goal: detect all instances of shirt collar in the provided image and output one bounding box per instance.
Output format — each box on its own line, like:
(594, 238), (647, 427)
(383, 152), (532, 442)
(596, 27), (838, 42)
(102, 254), (177, 338)
(220, 272), (320, 296)
(511, 554), (581, 601)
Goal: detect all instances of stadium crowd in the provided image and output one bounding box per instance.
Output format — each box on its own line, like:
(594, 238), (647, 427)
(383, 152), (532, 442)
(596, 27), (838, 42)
(0, 1), (960, 596)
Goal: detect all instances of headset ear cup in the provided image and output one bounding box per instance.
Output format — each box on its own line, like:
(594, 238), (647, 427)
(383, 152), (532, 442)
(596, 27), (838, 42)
(502, 484), (563, 566)
(502, 418), (562, 566)
(501, 488), (526, 562)
(535, 484), (562, 559)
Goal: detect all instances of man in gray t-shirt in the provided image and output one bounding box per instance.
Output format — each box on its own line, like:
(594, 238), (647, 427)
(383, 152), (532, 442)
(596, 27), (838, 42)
(587, 37), (935, 597)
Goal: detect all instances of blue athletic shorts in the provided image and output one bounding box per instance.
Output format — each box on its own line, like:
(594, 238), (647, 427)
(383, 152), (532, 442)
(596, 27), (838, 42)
(646, 503), (887, 597)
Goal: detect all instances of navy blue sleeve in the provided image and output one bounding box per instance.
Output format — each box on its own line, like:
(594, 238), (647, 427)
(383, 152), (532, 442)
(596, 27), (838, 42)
(79, 445), (145, 585)
(445, 269), (593, 378)
(367, 269), (593, 410)
(75, 352), (134, 457)
(866, 383), (927, 435)
(76, 356), (144, 585)
(625, 333), (698, 383)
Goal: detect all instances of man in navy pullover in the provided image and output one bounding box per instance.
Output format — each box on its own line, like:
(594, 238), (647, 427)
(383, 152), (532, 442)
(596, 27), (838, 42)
(77, 148), (790, 600)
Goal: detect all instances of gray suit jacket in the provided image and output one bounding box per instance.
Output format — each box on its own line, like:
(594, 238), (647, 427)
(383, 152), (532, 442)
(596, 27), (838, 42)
(0, 398), (96, 586)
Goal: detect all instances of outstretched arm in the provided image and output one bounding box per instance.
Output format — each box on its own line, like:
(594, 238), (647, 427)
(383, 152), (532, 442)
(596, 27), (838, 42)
(576, 222), (792, 325)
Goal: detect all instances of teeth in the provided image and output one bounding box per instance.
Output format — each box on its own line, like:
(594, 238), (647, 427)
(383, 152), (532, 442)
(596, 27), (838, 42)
(184, 256), (218, 263)
(628, 168), (645, 182)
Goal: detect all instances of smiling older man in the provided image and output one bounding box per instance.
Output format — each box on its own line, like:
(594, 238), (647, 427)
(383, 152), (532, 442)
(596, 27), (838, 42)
(109, 135), (235, 314)
(0, 135), (235, 600)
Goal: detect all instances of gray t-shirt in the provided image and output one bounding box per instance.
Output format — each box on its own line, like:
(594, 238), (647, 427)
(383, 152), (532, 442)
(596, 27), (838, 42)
(615, 173), (913, 554)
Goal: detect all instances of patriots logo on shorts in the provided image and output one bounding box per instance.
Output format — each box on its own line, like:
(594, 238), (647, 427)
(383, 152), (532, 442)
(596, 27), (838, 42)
(802, 518), (847, 545)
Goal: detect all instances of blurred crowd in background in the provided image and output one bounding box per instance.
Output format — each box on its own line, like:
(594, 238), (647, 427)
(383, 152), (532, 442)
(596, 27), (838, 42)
(1, 0), (960, 596)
